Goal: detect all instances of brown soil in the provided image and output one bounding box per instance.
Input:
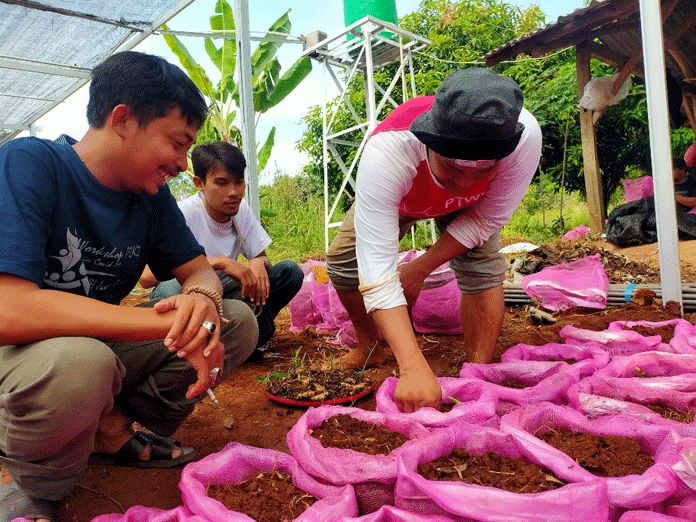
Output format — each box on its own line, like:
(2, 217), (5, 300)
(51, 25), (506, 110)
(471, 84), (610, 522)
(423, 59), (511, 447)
(538, 429), (654, 477)
(206, 471), (317, 522)
(417, 449), (565, 493)
(498, 379), (529, 389)
(265, 368), (371, 403)
(25, 238), (695, 521)
(625, 323), (676, 343)
(310, 414), (409, 455)
(643, 402), (695, 423)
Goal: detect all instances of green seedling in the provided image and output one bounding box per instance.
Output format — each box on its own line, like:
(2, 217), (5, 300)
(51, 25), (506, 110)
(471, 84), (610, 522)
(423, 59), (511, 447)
(255, 372), (288, 385)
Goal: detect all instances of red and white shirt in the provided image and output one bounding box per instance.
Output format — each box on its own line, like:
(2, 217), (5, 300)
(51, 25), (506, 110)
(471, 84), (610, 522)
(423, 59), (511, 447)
(355, 96), (542, 312)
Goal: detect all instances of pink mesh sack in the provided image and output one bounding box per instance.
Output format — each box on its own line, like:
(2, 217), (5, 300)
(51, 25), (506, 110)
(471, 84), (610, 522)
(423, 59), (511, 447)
(458, 360), (579, 405)
(622, 176), (654, 202)
(90, 506), (204, 522)
(670, 319), (696, 354)
(179, 442), (358, 522)
(593, 351), (696, 378)
(395, 422), (611, 521)
(605, 319), (696, 354)
(288, 262), (321, 331)
(567, 375), (696, 438)
(286, 405), (431, 515)
(560, 325), (664, 356)
(343, 505), (457, 522)
(521, 254), (608, 311)
(500, 402), (681, 511)
(375, 377), (500, 428)
(412, 279), (462, 335)
(500, 341), (610, 378)
(561, 225), (590, 241)
(618, 511), (688, 522)
(665, 491), (696, 520)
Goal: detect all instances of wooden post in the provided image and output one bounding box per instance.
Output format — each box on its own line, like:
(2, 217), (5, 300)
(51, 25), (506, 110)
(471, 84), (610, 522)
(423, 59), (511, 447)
(577, 41), (605, 236)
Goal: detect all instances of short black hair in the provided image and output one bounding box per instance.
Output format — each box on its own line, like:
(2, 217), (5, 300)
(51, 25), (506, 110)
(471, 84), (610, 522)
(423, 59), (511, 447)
(674, 157), (687, 170)
(87, 51), (208, 129)
(191, 141), (247, 182)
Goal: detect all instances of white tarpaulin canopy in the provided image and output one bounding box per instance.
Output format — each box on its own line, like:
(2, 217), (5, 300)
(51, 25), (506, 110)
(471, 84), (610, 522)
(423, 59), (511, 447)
(0, 0), (196, 146)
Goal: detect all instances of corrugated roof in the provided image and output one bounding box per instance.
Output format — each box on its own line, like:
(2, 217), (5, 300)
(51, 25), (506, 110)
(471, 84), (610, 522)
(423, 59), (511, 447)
(0, 0), (196, 145)
(485, 0), (696, 95)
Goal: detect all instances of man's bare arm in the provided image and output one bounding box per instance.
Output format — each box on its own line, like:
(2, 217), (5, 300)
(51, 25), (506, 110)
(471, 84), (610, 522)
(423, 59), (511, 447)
(0, 273), (174, 345)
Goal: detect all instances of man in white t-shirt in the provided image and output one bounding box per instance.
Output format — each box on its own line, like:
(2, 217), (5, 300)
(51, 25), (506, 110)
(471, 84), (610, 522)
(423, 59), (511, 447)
(325, 68), (542, 412)
(140, 142), (303, 358)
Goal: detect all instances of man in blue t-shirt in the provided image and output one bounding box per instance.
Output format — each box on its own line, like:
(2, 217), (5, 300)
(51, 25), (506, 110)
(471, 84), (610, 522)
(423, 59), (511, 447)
(0, 52), (258, 522)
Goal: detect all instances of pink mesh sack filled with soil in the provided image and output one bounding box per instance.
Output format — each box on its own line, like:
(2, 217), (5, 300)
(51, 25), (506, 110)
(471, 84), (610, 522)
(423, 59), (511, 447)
(394, 421), (611, 521)
(287, 260), (357, 346)
(179, 442), (358, 522)
(500, 402), (681, 511)
(521, 254), (608, 311)
(560, 324), (665, 357)
(286, 405), (431, 515)
(90, 506), (205, 522)
(605, 319), (696, 354)
(500, 341), (610, 378)
(593, 351), (696, 378)
(343, 505), (457, 522)
(608, 318), (696, 355)
(375, 377), (500, 428)
(567, 375), (696, 438)
(458, 360), (579, 405)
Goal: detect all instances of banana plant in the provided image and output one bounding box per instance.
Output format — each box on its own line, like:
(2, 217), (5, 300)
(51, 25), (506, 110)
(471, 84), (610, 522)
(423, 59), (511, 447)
(161, 0), (312, 173)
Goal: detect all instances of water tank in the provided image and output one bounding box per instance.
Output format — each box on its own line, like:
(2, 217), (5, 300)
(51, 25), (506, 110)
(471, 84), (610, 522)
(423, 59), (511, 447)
(343, 0), (398, 39)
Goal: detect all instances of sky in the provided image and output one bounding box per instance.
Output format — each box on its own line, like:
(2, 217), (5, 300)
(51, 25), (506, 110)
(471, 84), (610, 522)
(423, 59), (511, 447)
(25, 0), (584, 183)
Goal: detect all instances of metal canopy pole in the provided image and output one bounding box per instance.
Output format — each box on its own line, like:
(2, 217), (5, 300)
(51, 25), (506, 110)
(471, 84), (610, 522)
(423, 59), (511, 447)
(233, 0), (260, 220)
(302, 16), (430, 251)
(638, 0), (682, 309)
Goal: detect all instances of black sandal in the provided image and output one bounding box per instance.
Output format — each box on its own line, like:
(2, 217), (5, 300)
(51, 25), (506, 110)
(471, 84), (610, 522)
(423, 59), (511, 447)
(89, 431), (195, 469)
(0, 481), (59, 522)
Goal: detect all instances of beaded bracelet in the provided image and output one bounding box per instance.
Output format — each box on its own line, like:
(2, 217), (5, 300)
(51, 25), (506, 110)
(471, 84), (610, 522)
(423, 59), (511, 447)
(184, 285), (229, 324)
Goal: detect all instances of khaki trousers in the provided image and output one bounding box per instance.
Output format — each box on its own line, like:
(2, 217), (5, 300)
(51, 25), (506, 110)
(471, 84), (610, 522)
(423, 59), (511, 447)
(0, 299), (257, 500)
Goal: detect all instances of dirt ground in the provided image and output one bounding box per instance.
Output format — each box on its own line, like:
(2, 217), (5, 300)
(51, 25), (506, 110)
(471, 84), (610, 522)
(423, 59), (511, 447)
(47, 238), (696, 520)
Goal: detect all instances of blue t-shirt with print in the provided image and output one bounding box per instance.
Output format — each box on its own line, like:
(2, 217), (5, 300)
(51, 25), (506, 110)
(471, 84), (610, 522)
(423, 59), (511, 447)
(0, 135), (204, 305)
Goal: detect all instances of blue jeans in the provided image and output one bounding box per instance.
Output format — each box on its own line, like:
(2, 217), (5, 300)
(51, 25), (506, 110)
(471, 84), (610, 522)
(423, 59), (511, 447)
(151, 259), (304, 348)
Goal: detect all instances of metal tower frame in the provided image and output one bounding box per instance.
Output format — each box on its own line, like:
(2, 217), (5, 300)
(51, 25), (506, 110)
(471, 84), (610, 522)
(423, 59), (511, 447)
(302, 15), (430, 250)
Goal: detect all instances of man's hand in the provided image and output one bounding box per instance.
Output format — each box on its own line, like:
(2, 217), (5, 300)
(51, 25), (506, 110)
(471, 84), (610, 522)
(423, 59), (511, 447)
(247, 257), (270, 305)
(154, 292), (224, 399)
(183, 338), (225, 400)
(394, 366), (442, 413)
(397, 261), (428, 308)
(218, 258), (264, 306)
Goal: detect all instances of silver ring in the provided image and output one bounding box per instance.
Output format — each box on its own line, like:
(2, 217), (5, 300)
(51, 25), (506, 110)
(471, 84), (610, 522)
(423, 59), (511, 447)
(201, 320), (216, 334)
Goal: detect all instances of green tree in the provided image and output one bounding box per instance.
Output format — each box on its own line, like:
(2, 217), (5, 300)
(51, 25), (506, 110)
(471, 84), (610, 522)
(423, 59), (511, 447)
(162, 0), (312, 174)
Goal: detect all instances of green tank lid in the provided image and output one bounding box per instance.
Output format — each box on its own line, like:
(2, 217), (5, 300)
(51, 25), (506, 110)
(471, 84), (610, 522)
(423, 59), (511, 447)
(343, 0), (398, 40)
